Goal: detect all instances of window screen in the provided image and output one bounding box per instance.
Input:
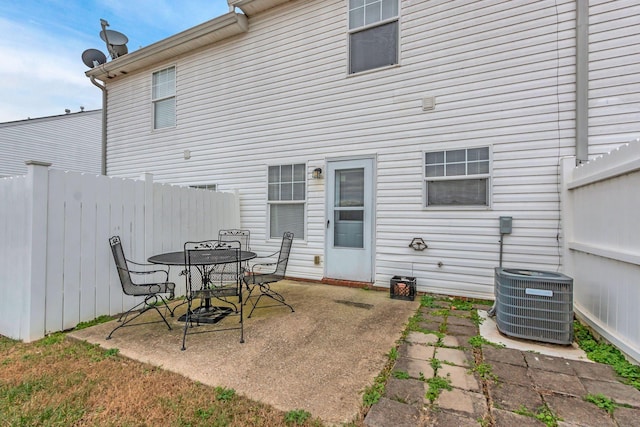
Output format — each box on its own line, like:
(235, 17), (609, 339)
(425, 147), (491, 207)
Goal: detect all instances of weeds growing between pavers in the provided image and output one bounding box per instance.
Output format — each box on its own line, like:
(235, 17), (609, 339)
(574, 321), (640, 391)
(514, 404), (563, 427)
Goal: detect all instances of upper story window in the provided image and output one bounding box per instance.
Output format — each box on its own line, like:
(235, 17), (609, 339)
(152, 66), (176, 129)
(268, 164), (306, 239)
(348, 0), (399, 74)
(424, 147), (491, 207)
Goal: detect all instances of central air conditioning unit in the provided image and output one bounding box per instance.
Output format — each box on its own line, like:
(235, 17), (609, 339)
(494, 268), (574, 345)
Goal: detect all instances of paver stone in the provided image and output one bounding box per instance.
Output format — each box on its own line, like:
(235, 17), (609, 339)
(545, 394), (616, 427)
(488, 381), (544, 413)
(581, 378), (640, 408)
(529, 369), (586, 397)
(490, 361), (532, 387)
(483, 346), (527, 367)
(364, 397), (422, 427)
(524, 352), (574, 375)
(435, 388), (486, 418)
(434, 347), (471, 367)
(384, 377), (426, 406)
(438, 364), (480, 392)
(492, 409), (546, 426)
(406, 331), (439, 346)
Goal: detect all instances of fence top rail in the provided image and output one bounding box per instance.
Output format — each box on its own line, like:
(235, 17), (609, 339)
(568, 141), (640, 190)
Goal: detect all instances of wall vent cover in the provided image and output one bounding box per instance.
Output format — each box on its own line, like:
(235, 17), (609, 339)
(494, 268), (574, 345)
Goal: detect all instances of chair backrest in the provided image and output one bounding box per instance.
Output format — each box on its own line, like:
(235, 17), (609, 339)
(219, 229), (250, 251)
(109, 235), (136, 295)
(273, 231), (294, 279)
(184, 240), (242, 290)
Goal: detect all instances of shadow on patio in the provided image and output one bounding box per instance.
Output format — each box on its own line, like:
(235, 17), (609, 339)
(68, 280), (419, 425)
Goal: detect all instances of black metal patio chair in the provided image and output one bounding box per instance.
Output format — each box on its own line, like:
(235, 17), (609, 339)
(181, 239), (244, 350)
(243, 231), (295, 318)
(219, 228), (251, 277)
(106, 236), (175, 340)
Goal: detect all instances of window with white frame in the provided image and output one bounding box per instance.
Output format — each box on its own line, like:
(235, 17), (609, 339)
(268, 164), (305, 239)
(152, 66), (176, 129)
(424, 147), (491, 207)
(348, 0), (399, 74)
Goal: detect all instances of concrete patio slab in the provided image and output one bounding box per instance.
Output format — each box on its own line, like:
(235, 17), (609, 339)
(68, 280), (419, 425)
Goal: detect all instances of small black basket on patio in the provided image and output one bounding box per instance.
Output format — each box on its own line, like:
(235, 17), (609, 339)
(390, 276), (416, 301)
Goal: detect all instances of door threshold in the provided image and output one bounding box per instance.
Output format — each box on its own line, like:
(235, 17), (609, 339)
(322, 278), (374, 289)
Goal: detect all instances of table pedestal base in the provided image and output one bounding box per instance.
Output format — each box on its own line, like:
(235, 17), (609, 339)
(179, 306), (233, 324)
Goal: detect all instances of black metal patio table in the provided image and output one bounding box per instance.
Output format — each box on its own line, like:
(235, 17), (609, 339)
(148, 249), (256, 323)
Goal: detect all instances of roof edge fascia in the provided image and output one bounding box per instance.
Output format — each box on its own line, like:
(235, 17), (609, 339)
(228, 0), (292, 17)
(85, 12), (248, 81)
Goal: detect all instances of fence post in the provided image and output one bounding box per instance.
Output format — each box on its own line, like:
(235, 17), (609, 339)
(142, 173), (154, 260)
(22, 161), (51, 341)
(560, 156), (576, 278)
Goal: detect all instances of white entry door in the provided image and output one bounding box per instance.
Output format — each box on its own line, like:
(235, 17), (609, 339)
(325, 158), (375, 282)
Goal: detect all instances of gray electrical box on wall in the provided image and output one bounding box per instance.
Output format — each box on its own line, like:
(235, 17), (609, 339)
(499, 216), (513, 234)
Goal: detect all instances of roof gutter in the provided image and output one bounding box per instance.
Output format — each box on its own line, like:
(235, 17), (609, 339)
(89, 76), (107, 175)
(86, 12), (248, 82)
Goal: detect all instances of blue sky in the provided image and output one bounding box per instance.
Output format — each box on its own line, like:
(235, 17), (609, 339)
(0, 0), (231, 122)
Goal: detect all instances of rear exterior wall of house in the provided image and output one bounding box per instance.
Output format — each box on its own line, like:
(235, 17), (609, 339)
(102, 0), (640, 299)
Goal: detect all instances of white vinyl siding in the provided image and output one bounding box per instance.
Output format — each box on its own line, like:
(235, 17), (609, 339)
(152, 67), (176, 129)
(587, 1), (640, 157)
(0, 110), (102, 177)
(103, 0), (637, 299)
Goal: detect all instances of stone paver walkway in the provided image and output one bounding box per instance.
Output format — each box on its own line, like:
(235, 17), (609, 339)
(364, 302), (640, 426)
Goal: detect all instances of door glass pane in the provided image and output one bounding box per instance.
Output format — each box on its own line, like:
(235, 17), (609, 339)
(336, 168), (364, 207)
(334, 211), (363, 248)
(334, 167), (365, 248)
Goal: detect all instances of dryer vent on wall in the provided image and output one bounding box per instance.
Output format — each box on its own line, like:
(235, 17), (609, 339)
(494, 268), (574, 345)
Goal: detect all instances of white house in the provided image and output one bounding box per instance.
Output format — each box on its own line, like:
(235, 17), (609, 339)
(0, 110), (102, 177)
(84, 0), (640, 300)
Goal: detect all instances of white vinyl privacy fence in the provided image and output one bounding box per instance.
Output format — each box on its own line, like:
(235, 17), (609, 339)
(0, 162), (239, 342)
(562, 142), (640, 364)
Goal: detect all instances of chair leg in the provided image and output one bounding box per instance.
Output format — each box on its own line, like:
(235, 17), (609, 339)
(246, 283), (294, 318)
(106, 296), (172, 340)
(181, 296), (195, 351)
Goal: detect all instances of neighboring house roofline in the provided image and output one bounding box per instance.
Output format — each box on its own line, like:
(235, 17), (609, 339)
(85, 12), (249, 82)
(0, 109), (101, 128)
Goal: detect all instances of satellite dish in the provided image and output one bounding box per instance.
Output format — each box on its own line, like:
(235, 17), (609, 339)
(110, 44), (128, 57)
(100, 28), (129, 59)
(100, 29), (129, 46)
(81, 49), (107, 68)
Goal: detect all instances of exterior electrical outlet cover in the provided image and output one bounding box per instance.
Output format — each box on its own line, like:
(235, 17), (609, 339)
(494, 268), (574, 345)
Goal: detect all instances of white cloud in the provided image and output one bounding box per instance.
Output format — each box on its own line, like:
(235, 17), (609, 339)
(0, 1), (231, 123)
(0, 17), (101, 122)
